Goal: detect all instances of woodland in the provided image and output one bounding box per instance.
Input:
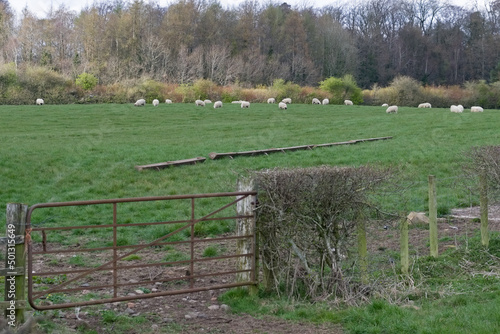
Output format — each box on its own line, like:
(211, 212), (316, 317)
(0, 0), (499, 89)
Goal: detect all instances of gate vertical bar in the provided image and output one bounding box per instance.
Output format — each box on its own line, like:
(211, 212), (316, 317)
(113, 203), (118, 298)
(190, 198), (195, 288)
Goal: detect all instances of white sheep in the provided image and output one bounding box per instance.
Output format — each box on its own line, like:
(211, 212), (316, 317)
(195, 100), (205, 107)
(282, 98), (292, 104)
(322, 98), (329, 105)
(458, 104), (464, 112)
(382, 103), (389, 107)
(267, 98), (275, 104)
(312, 98), (321, 105)
(165, 99), (172, 104)
(471, 106), (484, 112)
(204, 99), (212, 104)
(241, 101), (250, 108)
(418, 102), (431, 108)
(344, 99), (353, 105)
(36, 98), (44, 105)
(152, 99), (159, 106)
(279, 102), (287, 110)
(450, 105), (462, 113)
(134, 99), (146, 106)
(386, 105), (398, 113)
(231, 101), (242, 104)
(214, 101), (223, 109)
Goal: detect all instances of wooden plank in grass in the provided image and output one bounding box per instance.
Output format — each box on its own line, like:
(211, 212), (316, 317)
(208, 136), (393, 160)
(135, 157), (206, 171)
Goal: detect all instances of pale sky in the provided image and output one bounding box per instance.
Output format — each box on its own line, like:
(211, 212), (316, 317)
(9, 0), (476, 19)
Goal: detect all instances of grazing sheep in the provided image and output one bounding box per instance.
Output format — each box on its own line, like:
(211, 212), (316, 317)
(458, 104), (464, 112)
(134, 99), (146, 106)
(152, 99), (159, 106)
(282, 98), (292, 104)
(344, 99), (353, 105)
(471, 106), (484, 112)
(165, 99), (172, 104)
(450, 105), (462, 113)
(386, 105), (398, 113)
(312, 98), (321, 105)
(267, 98), (276, 104)
(382, 103), (389, 107)
(214, 101), (223, 109)
(204, 99), (212, 104)
(418, 102), (431, 108)
(36, 98), (44, 105)
(322, 98), (329, 105)
(279, 102), (287, 110)
(241, 101), (250, 108)
(195, 99), (205, 107)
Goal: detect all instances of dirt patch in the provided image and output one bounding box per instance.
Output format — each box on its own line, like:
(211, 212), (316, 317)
(47, 290), (342, 334)
(29, 236), (343, 333)
(450, 204), (500, 222)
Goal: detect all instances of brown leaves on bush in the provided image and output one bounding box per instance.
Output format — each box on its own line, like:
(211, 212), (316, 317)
(464, 146), (500, 199)
(254, 165), (391, 300)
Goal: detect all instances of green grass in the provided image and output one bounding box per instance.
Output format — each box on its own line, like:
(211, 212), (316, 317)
(1, 103), (496, 229)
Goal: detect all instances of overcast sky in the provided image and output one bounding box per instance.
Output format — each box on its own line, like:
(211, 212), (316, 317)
(10, 0), (477, 19)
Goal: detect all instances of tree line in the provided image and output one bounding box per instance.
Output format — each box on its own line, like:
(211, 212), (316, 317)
(0, 0), (500, 90)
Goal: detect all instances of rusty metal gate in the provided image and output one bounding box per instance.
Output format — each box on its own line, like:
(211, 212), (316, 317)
(26, 192), (257, 310)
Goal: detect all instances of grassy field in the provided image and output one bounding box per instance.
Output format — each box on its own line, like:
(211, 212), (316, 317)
(2, 103), (498, 219)
(2, 102), (500, 333)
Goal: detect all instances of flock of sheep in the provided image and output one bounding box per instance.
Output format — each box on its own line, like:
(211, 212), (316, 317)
(34, 97), (485, 113)
(129, 99), (485, 113)
(381, 102), (484, 113)
(130, 97), (337, 109)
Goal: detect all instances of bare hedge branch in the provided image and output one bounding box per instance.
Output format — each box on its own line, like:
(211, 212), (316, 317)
(254, 165), (392, 300)
(463, 146), (500, 200)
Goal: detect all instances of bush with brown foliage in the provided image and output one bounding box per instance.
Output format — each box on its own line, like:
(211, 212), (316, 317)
(255, 165), (391, 300)
(464, 146), (500, 200)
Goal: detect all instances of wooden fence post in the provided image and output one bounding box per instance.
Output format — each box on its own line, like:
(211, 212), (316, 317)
(480, 172), (489, 247)
(357, 215), (368, 284)
(236, 179), (258, 295)
(400, 217), (409, 275)
(2, 203), (28, 325)
(428, 175), (438, 257)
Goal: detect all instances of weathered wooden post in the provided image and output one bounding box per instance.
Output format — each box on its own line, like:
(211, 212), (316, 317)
(3, 203), (28, 325)
(236, 178), (258, 295)
(357, 215), (368, 284)
(400, 217), (409, 275)
(428, 175), (438, 257)
(480, 171), (490, 247)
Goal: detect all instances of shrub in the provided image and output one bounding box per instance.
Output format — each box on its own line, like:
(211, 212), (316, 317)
(271, 79), (301, 102)
(463, 80), (500, 109)
(255, 166), (391, 300)
(174, 83), (196, 103)
(463, 146), (500, 201)
(387, 76), (424, 106)
(75, 72), (98, 91)
(319, 74), (363, 104)
(138, 79), (164, 103)
(193, 78), (217, 100)
(220, 84), (242, 103)
(0, 63), (17, 94)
